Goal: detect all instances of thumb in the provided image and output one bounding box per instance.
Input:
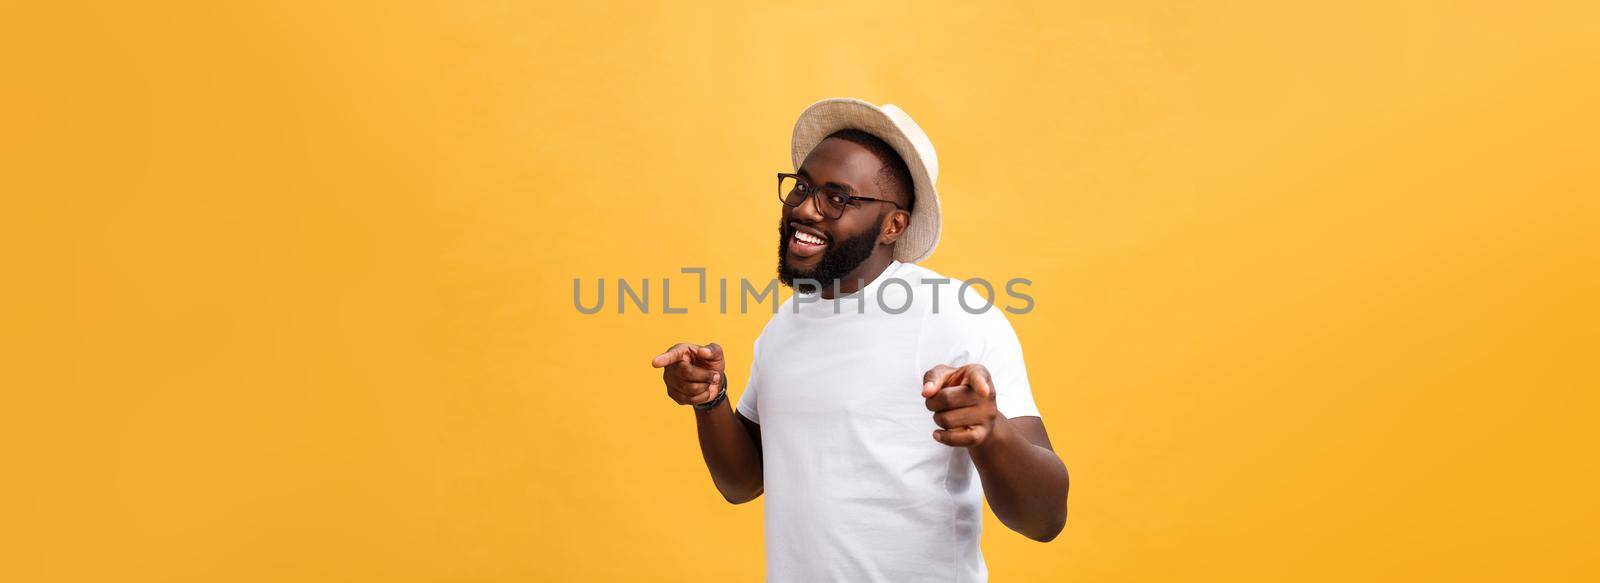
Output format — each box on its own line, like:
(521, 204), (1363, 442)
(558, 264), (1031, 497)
(922, 364), (958, 398)
(697, 342), (724, 363)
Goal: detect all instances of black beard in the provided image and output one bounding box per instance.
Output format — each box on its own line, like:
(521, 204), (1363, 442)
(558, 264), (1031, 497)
(777, 218), (882, 294)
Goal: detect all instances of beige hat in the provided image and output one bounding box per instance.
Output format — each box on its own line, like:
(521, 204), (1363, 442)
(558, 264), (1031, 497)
(790, 98), (941, 264)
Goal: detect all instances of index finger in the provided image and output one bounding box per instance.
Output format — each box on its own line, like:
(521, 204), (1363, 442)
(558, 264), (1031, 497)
(651, 343), (695, 368)
(964, 364), (994, 399)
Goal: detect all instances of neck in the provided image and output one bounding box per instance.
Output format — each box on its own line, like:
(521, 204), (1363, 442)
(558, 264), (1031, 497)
(820, 251), (896, 300)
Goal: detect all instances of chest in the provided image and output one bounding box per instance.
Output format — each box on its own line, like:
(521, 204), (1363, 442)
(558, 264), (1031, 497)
(755, 314), (930, 426)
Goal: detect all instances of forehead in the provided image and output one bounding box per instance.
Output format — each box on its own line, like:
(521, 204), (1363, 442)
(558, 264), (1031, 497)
(798, 137), (884, 194)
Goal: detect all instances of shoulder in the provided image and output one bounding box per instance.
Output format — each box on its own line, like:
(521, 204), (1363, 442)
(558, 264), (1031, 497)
(893, 264), (1010, 323)
(751, 293), (804, 349)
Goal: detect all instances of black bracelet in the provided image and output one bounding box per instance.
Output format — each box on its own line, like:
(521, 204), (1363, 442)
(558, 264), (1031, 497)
(694, 377), (729, 411)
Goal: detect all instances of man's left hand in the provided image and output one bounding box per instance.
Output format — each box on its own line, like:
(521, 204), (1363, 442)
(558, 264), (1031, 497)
(921, 363), (1001, 447)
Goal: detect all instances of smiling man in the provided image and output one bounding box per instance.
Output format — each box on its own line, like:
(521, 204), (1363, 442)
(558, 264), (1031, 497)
(651, 98), (1069, 582)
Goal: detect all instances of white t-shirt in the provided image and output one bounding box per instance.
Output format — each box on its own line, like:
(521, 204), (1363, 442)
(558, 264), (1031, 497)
(736, 261), (1041, 582)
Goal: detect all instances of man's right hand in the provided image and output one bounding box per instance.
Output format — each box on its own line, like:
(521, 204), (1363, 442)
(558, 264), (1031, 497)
(651, 342), (727, 407)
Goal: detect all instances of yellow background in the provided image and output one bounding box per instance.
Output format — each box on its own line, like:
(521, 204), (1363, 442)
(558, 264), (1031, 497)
(3, 1), (1597, 581)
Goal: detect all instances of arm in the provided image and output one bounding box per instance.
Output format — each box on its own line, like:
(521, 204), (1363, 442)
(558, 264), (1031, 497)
(653, 342), (764, 504)
(969, 415), (1068, 542)
(924, 364), (1069, 542)
(695, 391), (764, 504)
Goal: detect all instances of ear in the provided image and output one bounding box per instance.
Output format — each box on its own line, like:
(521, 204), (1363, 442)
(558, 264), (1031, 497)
(878, 209), (911, 246)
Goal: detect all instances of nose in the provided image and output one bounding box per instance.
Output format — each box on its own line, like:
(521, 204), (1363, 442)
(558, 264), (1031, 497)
(792, 189), (826, 223)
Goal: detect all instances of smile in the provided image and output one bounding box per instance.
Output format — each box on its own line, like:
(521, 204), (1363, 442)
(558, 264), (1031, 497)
(787, 224), (829, 259)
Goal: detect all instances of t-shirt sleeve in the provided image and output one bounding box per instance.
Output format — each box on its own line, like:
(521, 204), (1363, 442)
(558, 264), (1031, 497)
(918, 284), (1042, 420)
(978, 308), (1041, 419)
(735, 336), (762, 424)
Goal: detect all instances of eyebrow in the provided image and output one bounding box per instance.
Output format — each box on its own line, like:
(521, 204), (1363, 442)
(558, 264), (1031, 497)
(796, 168), (857, 195)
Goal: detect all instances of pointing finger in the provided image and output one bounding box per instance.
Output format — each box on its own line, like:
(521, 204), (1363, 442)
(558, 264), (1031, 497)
(965, 364), (994, 399)
(651, 343), (695, 368)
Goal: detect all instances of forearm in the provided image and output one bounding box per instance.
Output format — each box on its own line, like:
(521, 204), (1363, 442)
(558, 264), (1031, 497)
(970, 416), (1069, 541)
(694, 387), (763, 504)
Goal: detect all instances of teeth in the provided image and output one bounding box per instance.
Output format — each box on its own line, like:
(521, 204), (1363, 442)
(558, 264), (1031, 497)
(795, 231), (824, 245)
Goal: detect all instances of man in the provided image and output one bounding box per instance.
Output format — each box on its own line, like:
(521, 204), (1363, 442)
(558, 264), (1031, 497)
(651, 98), (1068, 582)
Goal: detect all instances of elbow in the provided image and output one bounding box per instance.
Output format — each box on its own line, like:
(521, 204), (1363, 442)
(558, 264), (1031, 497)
(1000, 501), (1067, 542)
(1027, 489), (1069, 542)
(1028, 469), (1069, 542)
(1025, 506), (1067, 543)
(1029, 513), (1066, 543)
(719, 482), (763, 505)
(721, 489), (761, 505)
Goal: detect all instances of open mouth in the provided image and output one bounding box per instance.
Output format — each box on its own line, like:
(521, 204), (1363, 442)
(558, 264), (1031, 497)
(787, 223), (829, 259)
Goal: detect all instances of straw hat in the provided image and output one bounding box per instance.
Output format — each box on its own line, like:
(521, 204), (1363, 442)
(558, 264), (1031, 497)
(790, 98), (941, 264)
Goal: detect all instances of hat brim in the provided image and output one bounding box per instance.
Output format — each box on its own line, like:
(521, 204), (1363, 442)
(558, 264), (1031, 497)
(790, 98), (940, 264)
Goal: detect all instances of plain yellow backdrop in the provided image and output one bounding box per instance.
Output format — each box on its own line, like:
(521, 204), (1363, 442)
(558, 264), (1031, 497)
(3, 1), (1597, 581)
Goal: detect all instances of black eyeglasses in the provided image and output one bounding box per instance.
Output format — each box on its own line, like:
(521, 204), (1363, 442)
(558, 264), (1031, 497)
(777, 172), (905, 220)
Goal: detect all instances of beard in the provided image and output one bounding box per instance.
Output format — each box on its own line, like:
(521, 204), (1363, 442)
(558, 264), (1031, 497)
(777, 217), (882, 294)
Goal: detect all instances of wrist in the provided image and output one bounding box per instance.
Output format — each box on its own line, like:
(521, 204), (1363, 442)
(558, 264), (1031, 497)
(971, 413), (1014, 458)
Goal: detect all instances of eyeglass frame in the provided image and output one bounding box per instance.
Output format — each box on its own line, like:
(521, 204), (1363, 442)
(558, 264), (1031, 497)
(777, 172), (907, 219)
